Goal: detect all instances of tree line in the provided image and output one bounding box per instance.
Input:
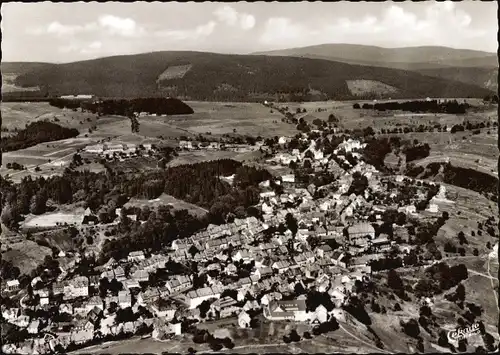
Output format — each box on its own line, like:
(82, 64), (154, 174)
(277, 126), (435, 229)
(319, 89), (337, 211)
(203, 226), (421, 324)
(422, 162), (498, 201)
(49, 97), (194, 116)
(0, 121), (79, 152)
(353, 99), (470, 114)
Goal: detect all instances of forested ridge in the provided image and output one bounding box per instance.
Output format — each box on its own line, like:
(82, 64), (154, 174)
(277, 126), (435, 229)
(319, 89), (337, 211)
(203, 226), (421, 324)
(14, 51), (493, 101)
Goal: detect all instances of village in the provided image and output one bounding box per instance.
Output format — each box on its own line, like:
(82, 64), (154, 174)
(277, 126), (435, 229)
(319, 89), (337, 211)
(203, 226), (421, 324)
(0, 121), (459, 355)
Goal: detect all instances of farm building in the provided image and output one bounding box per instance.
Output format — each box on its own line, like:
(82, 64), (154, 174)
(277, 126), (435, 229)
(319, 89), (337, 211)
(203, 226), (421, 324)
(84, 144), (105, 154)
(282, 174), (296, 187)
(60, 94), (95, 100)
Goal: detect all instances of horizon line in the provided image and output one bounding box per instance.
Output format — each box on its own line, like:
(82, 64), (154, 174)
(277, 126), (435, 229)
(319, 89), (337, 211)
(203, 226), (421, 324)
(2, 43), (496, 65)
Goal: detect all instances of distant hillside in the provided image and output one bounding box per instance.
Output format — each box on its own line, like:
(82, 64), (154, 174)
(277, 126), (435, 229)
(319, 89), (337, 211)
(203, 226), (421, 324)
(254, 44), (496, 66)
(1, 62), (55, 96)
(417, 67), (498, 92)
(1, 62), (56, 74)
(13, 51), (493, 101)
(254, 45), (498, 90)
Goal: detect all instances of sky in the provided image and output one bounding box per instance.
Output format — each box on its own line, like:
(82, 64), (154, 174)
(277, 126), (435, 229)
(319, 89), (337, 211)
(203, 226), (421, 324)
(2, 1), (498, 63)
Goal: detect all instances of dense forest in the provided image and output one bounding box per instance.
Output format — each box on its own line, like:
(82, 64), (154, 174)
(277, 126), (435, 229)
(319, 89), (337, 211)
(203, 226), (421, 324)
(422, 162), (498, 201)
(0, 159), (272, 230)
(14, 51), (493, 101)
(362, 136), (398, 171)
(0, 121), (79, 152)
(403, 143), (431, 162)
(354, 99), (471, 114)
(48, 97), (194, 116)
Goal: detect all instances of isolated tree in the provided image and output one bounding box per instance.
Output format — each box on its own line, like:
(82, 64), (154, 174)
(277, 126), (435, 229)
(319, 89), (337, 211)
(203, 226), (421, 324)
(285, 213), (298, 236)
(188, 245), (199, 257)
(458, 231), (468, 245)
(387, 269), (404, 291)
(401, 318), (420, 338)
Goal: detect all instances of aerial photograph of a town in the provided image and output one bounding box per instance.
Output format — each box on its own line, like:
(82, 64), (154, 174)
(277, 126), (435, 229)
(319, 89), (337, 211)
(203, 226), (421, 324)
(0, 1), (498, 354)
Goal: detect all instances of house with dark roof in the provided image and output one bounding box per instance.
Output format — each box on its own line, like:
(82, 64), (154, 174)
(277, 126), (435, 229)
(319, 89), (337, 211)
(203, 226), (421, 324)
(331, 251), (348, 268)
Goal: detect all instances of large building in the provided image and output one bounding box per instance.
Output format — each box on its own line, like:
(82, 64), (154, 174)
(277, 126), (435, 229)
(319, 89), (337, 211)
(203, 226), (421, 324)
(264, 299), (308, 322)
(59, 94), (95, 100)
(184, 285), (224, 309)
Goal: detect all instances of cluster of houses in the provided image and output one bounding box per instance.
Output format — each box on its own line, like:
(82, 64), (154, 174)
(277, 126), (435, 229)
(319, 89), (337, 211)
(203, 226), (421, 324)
(1, 129), (449, 355)
(83, 142), (153, 156)
(178, 140), (261, 153)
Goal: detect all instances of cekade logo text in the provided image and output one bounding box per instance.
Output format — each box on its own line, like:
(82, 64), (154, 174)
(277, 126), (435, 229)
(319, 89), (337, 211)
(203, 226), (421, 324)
(447, 323), (480, 341)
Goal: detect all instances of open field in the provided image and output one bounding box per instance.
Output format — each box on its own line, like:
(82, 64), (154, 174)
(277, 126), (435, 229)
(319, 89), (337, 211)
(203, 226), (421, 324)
(123, 193), (208, 216)
(1, 239), (52, 275)
(1, 137), (94, 182)
(169, 101), (298, 138)
(430, 182), (498, 246)
(347, 80), (399, 96)
(1, 102), (98, 133)
(414, 151), (497, 177)
(167, 149), (263, 167)
(22, 210), (84, 229)
(1, 101), (299, 181)
(341, 108), (496, 131)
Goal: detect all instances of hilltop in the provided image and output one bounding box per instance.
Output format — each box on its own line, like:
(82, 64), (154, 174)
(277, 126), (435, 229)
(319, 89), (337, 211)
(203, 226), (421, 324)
(10, 51), (493, 101)
(254, 44), (496, 68)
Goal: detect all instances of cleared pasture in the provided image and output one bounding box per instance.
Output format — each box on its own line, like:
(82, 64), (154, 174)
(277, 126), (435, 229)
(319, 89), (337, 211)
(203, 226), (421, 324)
(1, 102), (98, 133)
(168, 150), (241, 166)
(168, 101), (298, 137)
(123, 193), (208, 216)
(23, 209), (84, 228)
(1, 239), (52, 275)
(347, 80), (399, 96)
(136, 118), (195, 139)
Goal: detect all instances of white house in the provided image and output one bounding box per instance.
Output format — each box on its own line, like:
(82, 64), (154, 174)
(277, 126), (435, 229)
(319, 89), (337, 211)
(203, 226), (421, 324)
(282, 174), (296, 184)
(118, 290), (132, 309)
(165, 322), (182, 336)
(238, 310), (252, 328)
(27, 320), (41, 334)
(262, 202), (274, 214)
(310, 304), (329, 324)
(426, 204), (439, 213)
(127, 251), (146, 262)
(233, 250), (252, 263)
(5, 279), (20, 292)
